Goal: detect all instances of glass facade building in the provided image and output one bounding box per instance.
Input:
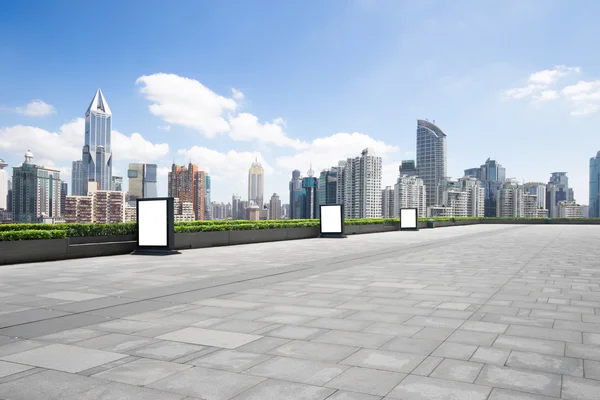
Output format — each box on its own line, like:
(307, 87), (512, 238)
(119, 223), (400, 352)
(204, 175), (211, 220)
(590, 151), (600, 218)
(81, 90), (113, 191)
(289, 169), (305, 219)
(416, 120), (447, 207)
(127, 163), (157, 203)
(248, 159), (264, 208)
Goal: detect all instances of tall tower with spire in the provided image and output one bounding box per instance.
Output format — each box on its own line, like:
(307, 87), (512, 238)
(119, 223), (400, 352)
(80, 89), (113, 192)
(248, 157), (264, 208)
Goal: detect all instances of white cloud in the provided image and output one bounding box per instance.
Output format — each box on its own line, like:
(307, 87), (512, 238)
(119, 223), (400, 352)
(276, 132), (399, 176)
(136, 73), (307, 149)
(177, 146), (273, 198)
(503, 65), (579, 100)
(504, 84), (546, 100)
(533, 90), (559, 101)
(15, 100), (56, 117)
(136, 73), (237, 138)
(562, 80), (600, 116)
(0, 118), (168, 165)
(158, 125), (171, 131)
(570, 103), (600, 117)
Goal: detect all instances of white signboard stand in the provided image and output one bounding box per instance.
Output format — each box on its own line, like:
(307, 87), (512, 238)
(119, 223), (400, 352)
(319, 204), (346, 238)
(400, 208), (419, 231)
(134, 197), (178, 255)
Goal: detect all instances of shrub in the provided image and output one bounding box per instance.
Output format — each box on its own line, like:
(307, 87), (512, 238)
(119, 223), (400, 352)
(0, 229), (67, 241)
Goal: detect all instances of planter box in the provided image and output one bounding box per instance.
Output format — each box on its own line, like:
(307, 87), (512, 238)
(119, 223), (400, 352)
(69, 234), (136, 245)
(0, 239), (68, 265)
(229, 228), (287, 245)
(174, 231), (230, 250)
(67, 241), (137, 259)
(285, 226), (320, 240)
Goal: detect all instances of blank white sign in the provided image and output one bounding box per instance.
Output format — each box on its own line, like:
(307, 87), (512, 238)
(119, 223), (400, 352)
(320, 205), (343, 233)
(138, 199), (168, 246)
(400, 208), (417, 229)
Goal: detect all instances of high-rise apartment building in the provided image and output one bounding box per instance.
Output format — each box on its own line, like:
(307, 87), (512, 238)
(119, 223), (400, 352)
(6, 179), (12, 213)
(394, 175), (426, 218)
(546, 172), (572, 218)
(64, 187), (126, 224)
(496, 180), (523, 218)
(204, 175), (211, 220)
(318, 168), (339, 206)
(523, 182), (547, 210)
(12, 151), (62, 223)
(127, 163), (158, 203)
(558, 201), (584, 218)
(246, 202), (260, 220)
(467, 158), (506, 217)
(340, 148), (382, 219)
(302, 165), (319, 219)
(0, 159), (8, 210)
(71, 160), (85, 196)
(381, 186), (394, 218)
(80, 89), (113, 191)
(456, 176), (485, 217)
(399, 160), (418, 177)
(416, 120), (447, 207)
(248, 158), (264, 207)
(269, 193), (282, 220)
(111, 176), (123, 192)
(168, 162), (205, 220)
(589, 151), (600, 218)
(232, 194), (241, 220)
(173, 197), (195, 222)
(289, 169), (305, 219)
(60, 182), (68, 216)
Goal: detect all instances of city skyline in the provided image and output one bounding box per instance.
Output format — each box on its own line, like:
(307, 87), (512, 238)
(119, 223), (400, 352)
(1, 1), (599, 204)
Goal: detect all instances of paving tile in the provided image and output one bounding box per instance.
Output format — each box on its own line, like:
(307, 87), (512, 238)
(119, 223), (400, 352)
(88, 319), (160, 334)
(194, 298), (264, 310)
(346, 311), (412, 324)
(460, 320), (509, 334)
(313, 330), (393, 349)
(264, 325), (324, 340)
(475, 364), (561, 397)
(191, 349), (272, 372)
(430, 358), (484, 383)
(230, 379), (335, 400)
(129, 340), (206, 361)
(493, 335), (565, 356)
(470, 347), (510, 365)
(0, 360), (33, 378)
(0, 340), (49, 358)
(555, 320), (600, 334)
(236, 337), (290, 353)
(74, 333), (152, 351)
(325, 366), (406, 396)
(562, 375), (600, 399)
(270, 340), (358, 363)
(411, 356), (444, 376)
(326, 390), (382, 400)
(382, 337), (442, 355)
(387, 374), (491, 400)
(258, 313), (315, 325)
(211, 319), (273, 334)
(79, 381), (186, 400)
(245, 355), (347, 385)
(447, 330), (498, 346)
(157, 327), (261, 349)
(362, 323), (422, 337)
(92, 358), (191, 385)
(404, 316), (465, 329)
(483, 315), (554, 328)
(148, 366), (266, 400)
(431, 342), (478, 360)
(506, 325), (582, 343)
(506, 350), (583, 377)
(566, 343), (600, 361)
(260, 305), (343, 317)
(584, 359), (600, 380)
(340, 349), (425, 373)
(412, 327), (455, 340)
(487, 388), (560, 400)
(1, 343), (127, 373)
(41, 291), (105, 302)
(304, 317), (373, 332)
(35, 328), (107, 344)
(0, 369), (108, 400)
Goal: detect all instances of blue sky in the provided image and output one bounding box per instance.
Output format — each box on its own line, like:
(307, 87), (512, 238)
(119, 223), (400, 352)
(1, 0), (599, 204)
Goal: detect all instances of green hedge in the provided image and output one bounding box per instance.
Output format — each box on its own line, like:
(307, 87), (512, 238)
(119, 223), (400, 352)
(0, 229), (67, 241)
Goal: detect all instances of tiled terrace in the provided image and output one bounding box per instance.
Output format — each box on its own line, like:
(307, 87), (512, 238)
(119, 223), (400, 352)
(0, 224), (599, 399)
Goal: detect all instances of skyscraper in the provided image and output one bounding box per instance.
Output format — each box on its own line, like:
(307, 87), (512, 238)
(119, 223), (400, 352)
(399, 160), (418, 177)
(302, 165), (319, 219)
(523, 182), (547, 210)
(60, 181), (68, 216)
(205, 175), (212, 220)
(71, 160), (85, 196)
(416, 120), (447, 207)
(127, 163), (158, 203)
(111, 176), (123, 192)
(590, 151), (600, 218)
(341, 148), (383, 219)
(232, 194), (241, 220)
(0, 159), (8, 210)
(269, 193), (282, 220)
(168, 162), (205, 220)
(318, 168), (339, 206)
(547, 172), (572, 217)
(248, 159), (264, 207)
(382, 186), (394, 218)
(81, 89), (113, 191)
(12, 151), (62, 223)
(467, 158), (506, 217)
(289, 169), (305, 219)
(394, 175), (426, 218)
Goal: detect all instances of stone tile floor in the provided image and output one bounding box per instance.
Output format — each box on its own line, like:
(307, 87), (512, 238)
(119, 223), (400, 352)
(0, 224), (599, 399)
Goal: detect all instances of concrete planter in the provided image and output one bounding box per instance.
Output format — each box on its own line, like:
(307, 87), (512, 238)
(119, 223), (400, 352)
(346, 223), (398, 235)
(174, 230), (230, 250)
(286, 226), (320, 240)
(229, 228), (288, 245)
(67, 240), (137, 259)
(68, 234), (136, 244)
(0, 239), (69, 265)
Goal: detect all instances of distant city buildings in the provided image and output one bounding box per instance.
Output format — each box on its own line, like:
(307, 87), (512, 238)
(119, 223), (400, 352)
(416, 119), (447, 207)
(205, 175), (212, 220)
(248, 158), (264, 208)
(269, 193), (282, 220)
(173, 197), (194, 222)
(127, 163), (158, 204)
(111, 176), (123, 192)
(318, 167), (339, 206)
(394, 175), (426, 218)
(168, 162), (205, 220)
(465, 158), (506, 217)
(590, 151), (600, 218)
(496, 180), (523, 218)
(289, 169), (304, 219)
(60, 182), (68, 216)
(246, 202), (260, 220)
(557, 201), (583, 218)
(339, 148), (382, 219)
(399, 160), (417, 177)
(0, 159), (8, 211)
(523, 182), (547, 210)
(71, 160), (85, 196)
(11, 151), (62, 223)
(302, 165), (319, 219)
(381, 186), (394, 218)
(546, 172), (572, 218)
(64, 183), (126, 223)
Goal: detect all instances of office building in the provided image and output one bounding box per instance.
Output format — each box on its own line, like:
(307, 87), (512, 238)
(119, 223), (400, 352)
(246, 202), (260, 220)
(6, 179), (12, 213)
(558, 201), (584, 218)
(289, 169), (305, 219)
(60, 182), (68, 216)
(318, 168), (339, 206)
(469, 158), (507, 217)
(394, 175), (426, 218)
(168, 162), (205, 220)
(439, 176), (486, 217)
(0, 159), (8, 210)
(496, 180), (523, 218)
(524, 182), (547, 209)
(590, 151), (600, 218)
(282, 204), (290, 219)
(302, 165), (319, 219)
(80, 89), (113, 191)
(546, 172), (572, 218)
(211, 201), (227, 220)
(269, 193), (282, 220)
(399, 160), (418, 177)
(248, 158), (264, 208)
(582, 205), (590, 218)
(231, 194), (242, 219)
(204, 175), (212, 220)
(173, 197), (195, 222)
(239, 200), (248, 220)
(340, 148), (383, 219)
(382, 186), (394, 218)
(127, 163), (158, 203)
(12, 151), (62, 223)
(111, 176), (123, 192)
(71, 160), (85, 196)
(416, 119), (447, 207)
(464, 167), (480, 179)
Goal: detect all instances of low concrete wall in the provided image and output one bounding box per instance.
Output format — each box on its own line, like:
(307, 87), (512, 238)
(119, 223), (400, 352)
(0, 238), (69, 265)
